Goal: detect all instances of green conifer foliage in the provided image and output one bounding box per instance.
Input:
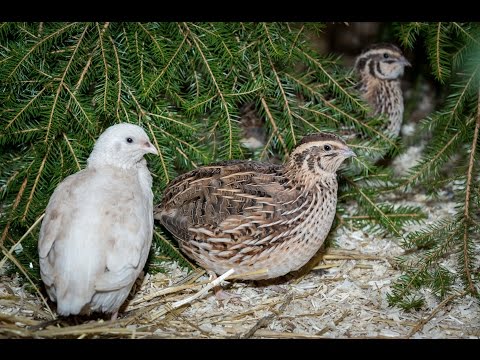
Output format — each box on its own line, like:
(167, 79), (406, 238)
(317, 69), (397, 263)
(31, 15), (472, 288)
(386, 22), (480, 309)
(2, 22), (477, 310)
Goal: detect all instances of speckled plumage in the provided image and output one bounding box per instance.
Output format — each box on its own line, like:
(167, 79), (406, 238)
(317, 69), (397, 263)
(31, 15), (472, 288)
(354, 43), (411, 138)
(38, 123), (158, 318)
(155, 133), (355, 280)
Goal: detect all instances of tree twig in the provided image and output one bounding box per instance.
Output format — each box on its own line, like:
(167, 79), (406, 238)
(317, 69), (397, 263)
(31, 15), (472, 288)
(461, 91), (480, 295)
(406, 291), (468, 338)
(239, 293), (293, 339)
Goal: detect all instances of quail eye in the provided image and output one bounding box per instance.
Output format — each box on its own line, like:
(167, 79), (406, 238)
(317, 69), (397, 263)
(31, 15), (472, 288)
(126, 137), (133, 143)
(323, 144), (332, 151)
(383, 53), (390, 59)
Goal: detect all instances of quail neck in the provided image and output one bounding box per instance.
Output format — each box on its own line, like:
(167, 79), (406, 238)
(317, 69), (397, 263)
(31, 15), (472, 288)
(286, 133), (356, 189)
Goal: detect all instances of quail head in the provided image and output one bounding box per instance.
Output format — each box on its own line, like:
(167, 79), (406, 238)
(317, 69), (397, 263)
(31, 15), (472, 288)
(354, 43), (411, 139)
(38, 123), (158, 320)
(155, 132), (355, 280)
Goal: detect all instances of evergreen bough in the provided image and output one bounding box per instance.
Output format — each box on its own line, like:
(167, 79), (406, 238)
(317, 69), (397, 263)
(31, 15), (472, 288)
(0, 22), (478, 310)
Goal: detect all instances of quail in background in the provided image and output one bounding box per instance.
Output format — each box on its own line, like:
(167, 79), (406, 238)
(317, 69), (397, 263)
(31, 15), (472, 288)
(155, 133), (355, 281)
(38, 123), (158, 320)
(354, 43), (411, 140)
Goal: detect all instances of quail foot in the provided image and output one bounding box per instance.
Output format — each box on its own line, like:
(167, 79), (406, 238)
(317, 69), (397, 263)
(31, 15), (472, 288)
(38, 123), (158, 320)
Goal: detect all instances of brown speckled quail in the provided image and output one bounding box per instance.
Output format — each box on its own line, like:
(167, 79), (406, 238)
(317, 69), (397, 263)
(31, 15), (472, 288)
(354, 43), (411, 138)
(154, 133), (355, 280)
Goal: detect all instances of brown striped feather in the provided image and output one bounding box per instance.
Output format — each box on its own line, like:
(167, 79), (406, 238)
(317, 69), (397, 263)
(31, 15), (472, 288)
(155, 135), (354, 280)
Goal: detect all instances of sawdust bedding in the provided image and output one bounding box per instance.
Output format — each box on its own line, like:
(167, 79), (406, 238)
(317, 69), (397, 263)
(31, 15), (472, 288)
(1, 188), (479, 339)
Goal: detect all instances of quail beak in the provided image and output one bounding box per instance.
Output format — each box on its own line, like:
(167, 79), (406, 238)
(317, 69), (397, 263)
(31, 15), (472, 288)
(342, 148), (356, 158)
(143, 141), (159, 155)
(399, 56), (411, 67)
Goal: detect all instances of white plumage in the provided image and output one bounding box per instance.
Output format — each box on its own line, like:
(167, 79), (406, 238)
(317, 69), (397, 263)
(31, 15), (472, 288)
(38, 123), (158, 319)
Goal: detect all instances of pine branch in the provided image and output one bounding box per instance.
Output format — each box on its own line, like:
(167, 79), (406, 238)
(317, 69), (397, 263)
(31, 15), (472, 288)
(5, 87), (46, 131)
(6, 23), (78, 80)
(183, 23), (235, 159)
(23, 144), (51, 221)
(396, 22), (425, 49)
(62, 133), (81, 171)
(136, 22), (165, 63)
(0, 213), (44, 270)
(0, 243), (55, 319)
(63, 84), (95, 130)
(108, 34), (122, 120)
(1, 178), (28, 246)
(96, 22), (110, 112)
(400, 118), (473, 189)
(259, 98), (288, 159)
(406, 291), (468, 338)
(143, 25), (187, 96)
(426, 22), (453, 84)
(452, 22), (480, 46)
(286, 71), (396, 150)
(344, 213), (424, 221)
(344, 178), (404, 237)
(294, 46), (368, 112)
(243, 47), (288, 158)
(190, 23), (234, 60)
(449, 66), (479, 121)
(435, 23), (444, 81)
(73, 45), (95, 94)
(265, 51), (296, 145)
(146, 122), (169, 184)
(45, 25), (89, 142)
(3, 22), (477, 309)
(461, 90), (480, 295)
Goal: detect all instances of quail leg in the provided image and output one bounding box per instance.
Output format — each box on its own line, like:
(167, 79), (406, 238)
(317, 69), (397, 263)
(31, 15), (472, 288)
(110, 311), (118, 321)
